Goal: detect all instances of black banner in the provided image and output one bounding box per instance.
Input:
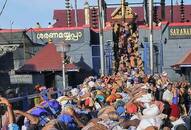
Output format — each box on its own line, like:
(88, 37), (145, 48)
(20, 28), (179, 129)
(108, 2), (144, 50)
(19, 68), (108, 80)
(27, 30), (84, 44)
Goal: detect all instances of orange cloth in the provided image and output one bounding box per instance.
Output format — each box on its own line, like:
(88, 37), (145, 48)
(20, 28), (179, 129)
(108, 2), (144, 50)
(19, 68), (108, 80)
(125, 103), (138, 114)
(106, 94), (116, 103)
(85, 97), (94, 107)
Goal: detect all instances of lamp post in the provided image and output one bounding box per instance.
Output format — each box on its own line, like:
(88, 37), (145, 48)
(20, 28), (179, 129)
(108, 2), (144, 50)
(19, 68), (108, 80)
(149, 0), (154, 75)
(10, 21), (14, 44)
(98, 0), (105, 76)
(56, 43), (71, 94)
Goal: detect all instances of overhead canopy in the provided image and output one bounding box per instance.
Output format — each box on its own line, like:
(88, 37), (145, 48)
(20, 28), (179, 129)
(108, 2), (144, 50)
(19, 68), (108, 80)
(171, 50), (191, 69)
(17, 43), (79, 73)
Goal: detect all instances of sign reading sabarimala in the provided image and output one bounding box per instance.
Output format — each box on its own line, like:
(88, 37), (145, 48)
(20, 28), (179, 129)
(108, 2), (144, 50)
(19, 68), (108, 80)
(27, 30), (84, 44)
(169, 26), (191, 39)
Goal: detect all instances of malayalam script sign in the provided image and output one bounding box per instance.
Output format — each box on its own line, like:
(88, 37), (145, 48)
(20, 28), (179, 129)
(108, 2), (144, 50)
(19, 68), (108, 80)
(35, 30), (84, 43)
(169, 26), (191, 39)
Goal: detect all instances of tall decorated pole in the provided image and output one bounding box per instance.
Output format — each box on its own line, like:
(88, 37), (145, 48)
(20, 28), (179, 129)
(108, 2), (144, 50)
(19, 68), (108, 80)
(101, 0), (106, 27)
(153, 6), (158, 25)
(170, 0), (174, 22)
(74, 0), (78, 27)
(144, 0), (149, 24)
(161, 0), (165, 21)
(84, 1), (90, 25)
(180, 0), (185, 22)
(91, 7), (98, 28)
(149, 0), (154, 74)
(121, 0), (126, 21)
(65, 0), (71, 27)
(98, 0), (105, 76)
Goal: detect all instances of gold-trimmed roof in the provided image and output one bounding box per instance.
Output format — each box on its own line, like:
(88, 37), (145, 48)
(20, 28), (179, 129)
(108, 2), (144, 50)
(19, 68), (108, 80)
(111, 6), (136, 20)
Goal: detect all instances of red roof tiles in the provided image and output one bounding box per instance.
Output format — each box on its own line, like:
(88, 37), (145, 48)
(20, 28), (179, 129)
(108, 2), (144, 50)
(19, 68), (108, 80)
(53, 5), (191, 27)
(172, 50), (191, 68)
(18, 43), (79, 72)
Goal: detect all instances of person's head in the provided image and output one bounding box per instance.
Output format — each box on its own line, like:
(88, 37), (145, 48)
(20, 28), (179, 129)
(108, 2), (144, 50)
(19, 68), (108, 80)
(87, 123), (107, 130)
(145, 126), (158, 130)
(42, 119), (67, 130)
(78, 113), (91, 125)
(97, 106), (115, 119)
(26, 124), (40, 130)
(167, 83), (172, 91)
(107, 111), (120, 121)
(163, 127), (171, 130)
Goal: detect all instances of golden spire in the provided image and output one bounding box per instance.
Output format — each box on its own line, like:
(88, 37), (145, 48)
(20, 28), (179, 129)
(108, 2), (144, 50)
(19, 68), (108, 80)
(121, 0), (125, 19)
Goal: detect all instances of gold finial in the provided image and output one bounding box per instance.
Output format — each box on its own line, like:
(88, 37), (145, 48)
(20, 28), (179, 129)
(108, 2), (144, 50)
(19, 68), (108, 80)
(121, 0), (125, 19)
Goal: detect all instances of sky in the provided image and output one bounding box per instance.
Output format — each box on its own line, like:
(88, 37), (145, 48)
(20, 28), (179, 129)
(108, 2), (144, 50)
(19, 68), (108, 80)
(0, 0), (191, 29)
